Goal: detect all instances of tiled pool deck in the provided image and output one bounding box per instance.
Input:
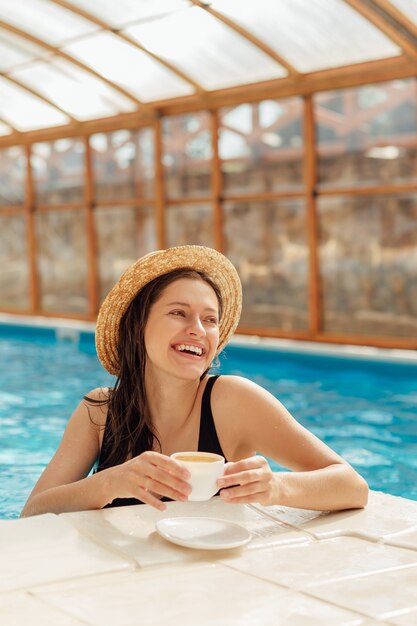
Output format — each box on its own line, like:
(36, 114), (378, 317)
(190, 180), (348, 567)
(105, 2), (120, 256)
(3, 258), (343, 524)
(2, 491), (417, 625)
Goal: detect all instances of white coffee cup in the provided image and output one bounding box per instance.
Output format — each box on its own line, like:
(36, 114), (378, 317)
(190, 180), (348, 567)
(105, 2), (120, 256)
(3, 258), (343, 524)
(171, 451), (225, 501)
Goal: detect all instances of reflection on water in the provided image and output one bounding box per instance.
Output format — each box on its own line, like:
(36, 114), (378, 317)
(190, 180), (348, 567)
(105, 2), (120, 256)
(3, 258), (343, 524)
(1, 334), (417, 519)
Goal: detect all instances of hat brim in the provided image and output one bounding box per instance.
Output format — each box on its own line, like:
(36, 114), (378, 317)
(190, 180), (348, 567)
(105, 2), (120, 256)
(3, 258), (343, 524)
(95, 245), (242, 375)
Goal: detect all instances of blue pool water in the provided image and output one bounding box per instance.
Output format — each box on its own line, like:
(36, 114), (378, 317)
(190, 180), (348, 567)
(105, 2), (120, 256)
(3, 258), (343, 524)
(1, 323), (417, 519)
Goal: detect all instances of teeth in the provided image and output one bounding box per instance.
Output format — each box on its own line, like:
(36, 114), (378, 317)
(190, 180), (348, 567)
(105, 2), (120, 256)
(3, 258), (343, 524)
(176, 344), (203, 356)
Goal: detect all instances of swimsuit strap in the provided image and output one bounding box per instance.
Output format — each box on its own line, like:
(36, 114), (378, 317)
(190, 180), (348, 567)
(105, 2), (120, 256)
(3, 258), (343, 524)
(198, 375), (226, 459)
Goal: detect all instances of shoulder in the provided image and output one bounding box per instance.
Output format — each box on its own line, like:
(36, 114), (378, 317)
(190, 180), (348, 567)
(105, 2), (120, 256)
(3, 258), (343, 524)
(83, 386), (111, 404)
(211, 375), (278, 413)
(79, 387), (111, 430)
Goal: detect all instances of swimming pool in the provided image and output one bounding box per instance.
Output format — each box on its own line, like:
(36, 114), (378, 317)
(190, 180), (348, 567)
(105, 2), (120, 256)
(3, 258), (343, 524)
(1, 322), (417, 519)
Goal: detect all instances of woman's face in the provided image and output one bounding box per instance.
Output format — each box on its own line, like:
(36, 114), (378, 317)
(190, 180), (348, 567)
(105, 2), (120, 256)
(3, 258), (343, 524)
(144, 277), (220, 380)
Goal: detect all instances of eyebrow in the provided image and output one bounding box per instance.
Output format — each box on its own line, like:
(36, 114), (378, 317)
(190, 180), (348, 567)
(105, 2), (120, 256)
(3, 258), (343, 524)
(165, 301), (218, 314)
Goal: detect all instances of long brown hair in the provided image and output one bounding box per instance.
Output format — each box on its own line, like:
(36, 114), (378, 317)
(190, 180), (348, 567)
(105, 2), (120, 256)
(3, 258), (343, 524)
(92, 268), (223, 470)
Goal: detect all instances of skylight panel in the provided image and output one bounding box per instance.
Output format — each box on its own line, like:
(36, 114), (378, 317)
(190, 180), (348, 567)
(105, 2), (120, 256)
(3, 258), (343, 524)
(11, 58), (136, 120)
(390, 0), (417, 25)
(0, 0), (97, 46)
(0, 29), (49, 71)
(209, 0), (401, 72)
(125, 5), (286, 90)
(64, 32), (194, 101)
(64, 0), (189, 29)
(0, 121), (12, 136)
(0, 77), (68, 130)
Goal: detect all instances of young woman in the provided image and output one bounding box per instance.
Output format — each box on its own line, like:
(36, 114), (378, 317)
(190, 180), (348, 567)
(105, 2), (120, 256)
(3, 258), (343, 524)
(21, 245), (368, 517)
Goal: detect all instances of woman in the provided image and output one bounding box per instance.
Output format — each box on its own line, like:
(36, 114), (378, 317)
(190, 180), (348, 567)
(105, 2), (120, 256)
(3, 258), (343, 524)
(21, 245), (368, 517)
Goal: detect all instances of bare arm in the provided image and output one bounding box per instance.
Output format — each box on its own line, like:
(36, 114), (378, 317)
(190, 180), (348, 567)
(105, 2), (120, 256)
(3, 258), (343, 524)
(213, 376), (368, 511)
(21, 388), (191, 517)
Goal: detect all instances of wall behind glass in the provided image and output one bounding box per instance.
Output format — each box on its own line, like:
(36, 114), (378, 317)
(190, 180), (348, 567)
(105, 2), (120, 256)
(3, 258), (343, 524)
(0, 214), (29, 309)
(31, 138), (85, 205)
(224, 199), (309, 331)
(0, 146), (25, 206)
(318, 194), (417, 338)
(166, 204), (214, 248)
(95, 205), (156, 303)
(163, 112), (212, 199)
(36, 209), (88, 313)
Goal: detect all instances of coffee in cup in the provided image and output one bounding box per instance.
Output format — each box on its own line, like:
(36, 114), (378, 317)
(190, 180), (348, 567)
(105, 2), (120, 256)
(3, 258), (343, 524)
(171, 451), (225, 501)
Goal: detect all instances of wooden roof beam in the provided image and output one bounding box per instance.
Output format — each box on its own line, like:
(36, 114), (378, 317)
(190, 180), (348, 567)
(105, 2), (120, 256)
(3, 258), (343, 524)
(0, 114), (19, 135)
(0, 20), (154, 117)
(0, 73), (74, 123)
(373, 0), (417, 40)
(0, 53), (416, 149)
(49, 0), (205, 94)
(190, 0), (300, 77)
(344, 0), (417, 60)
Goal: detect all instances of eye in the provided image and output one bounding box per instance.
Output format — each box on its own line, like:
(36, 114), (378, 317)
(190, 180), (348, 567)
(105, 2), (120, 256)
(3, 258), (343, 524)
(169, 309), (185, 317)
(205, 316), (219, 325)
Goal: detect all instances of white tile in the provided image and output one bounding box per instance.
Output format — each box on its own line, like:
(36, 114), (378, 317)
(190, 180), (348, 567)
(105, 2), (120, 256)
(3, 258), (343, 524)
(32, 565), (379, 626)
(386, 607), (417, 626)
(221, 536), (417, 590)
(269, 491), (417, 541)
(62, 499), (307, 568)
(383, 526), (417, 551)
(0, 514), (131, 592)
(0, 591), (85, 625)
(306, 564), (417, 620)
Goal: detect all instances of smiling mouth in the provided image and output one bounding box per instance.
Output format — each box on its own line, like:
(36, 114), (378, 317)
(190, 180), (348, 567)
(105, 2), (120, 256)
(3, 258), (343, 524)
(173, 344), (205, 356)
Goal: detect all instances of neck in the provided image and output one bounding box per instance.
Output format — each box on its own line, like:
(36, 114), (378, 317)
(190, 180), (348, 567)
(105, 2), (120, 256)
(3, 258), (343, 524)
(145, 367), (203, 432)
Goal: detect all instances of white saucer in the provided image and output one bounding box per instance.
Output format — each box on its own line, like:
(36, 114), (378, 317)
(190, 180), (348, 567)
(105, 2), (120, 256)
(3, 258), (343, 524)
(155, 517), (252, 550)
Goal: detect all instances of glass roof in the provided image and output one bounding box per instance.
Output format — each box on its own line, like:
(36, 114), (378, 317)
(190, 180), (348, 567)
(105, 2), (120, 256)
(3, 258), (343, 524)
(390, 0), (417, 25)
(0, 0), (411, 135)
(210, 0), (401, 72)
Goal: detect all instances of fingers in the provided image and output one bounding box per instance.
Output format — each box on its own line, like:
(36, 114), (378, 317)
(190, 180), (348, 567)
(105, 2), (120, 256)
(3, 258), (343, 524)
(129, 452), (192, 504)
(217, 456), (273, 505)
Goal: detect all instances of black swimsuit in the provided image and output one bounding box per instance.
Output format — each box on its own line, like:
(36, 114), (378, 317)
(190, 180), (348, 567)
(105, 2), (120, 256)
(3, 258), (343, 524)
(96, 375), (225, 508)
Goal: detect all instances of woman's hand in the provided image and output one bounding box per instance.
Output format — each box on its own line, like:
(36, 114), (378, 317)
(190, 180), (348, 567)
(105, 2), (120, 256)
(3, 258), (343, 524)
(103, 451), (192, 511)
(217, 456), (277, 506)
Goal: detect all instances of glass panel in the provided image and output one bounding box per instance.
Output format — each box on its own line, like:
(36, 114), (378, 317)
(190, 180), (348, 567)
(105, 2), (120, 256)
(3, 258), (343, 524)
(318, 194), (417, 338)
(0, 30), (42, 72)
(64, 32), (193, 101)
(36, 209), (88, 314)
(0, 122), (12, 136)
(163, 112), (212, 199)
(210, 0), (400, 72)
(67, 0), (189, 28)
(91, 128), (154, 202)
(126, 5), (285, 90)
(32, 139), (85, 205)
(0, 0), (96, 46)
(224, 199), (308, 330)
(390, 0), (417, 25)
(0, 77), (68, 131)
(12, 59), (135, 120)
(0, 29), (48, 71)
(166, 204), (213, 248)
(95, 205), (156, 303)
(0, 146), (26, 206)
(316, 79), (417, 188)
(0, 214), (29, 309)
(220, 98), (304, 194)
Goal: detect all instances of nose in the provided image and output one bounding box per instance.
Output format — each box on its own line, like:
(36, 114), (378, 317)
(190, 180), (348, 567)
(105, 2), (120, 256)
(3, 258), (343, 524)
(186, 315), (205, 337)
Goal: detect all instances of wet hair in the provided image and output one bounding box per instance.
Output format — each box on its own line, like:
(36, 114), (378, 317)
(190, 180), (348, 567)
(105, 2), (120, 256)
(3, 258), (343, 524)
(91, 268), (222, 470)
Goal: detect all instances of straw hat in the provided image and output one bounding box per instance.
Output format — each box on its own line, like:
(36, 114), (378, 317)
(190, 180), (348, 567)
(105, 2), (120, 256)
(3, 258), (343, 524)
(96, 245), (242, 374)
